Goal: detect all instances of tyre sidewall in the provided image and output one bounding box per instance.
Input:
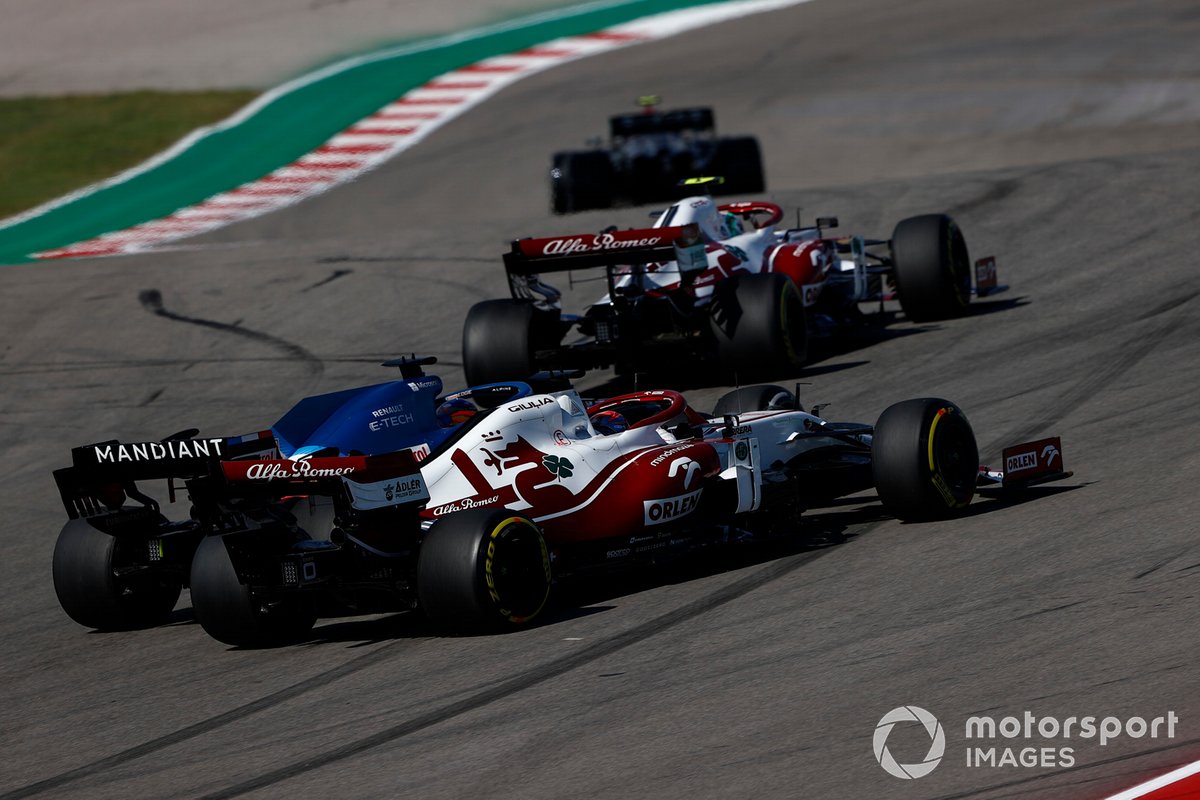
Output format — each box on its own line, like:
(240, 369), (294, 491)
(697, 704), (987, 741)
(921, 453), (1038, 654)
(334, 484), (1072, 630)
(53, 518), (182, 630)
(190, 535), (256, 645)
(419, 509), (551, 632)
(891, 214), (970, 322)
(872, 398), (978, 520)
(463, 300), (557, 385)
(190, 535), (314, 647)
(710, 273), (807, 377)
(551, 151), (614, 212)
(550, 152), (571, 213)
(712, 136), (765, 194)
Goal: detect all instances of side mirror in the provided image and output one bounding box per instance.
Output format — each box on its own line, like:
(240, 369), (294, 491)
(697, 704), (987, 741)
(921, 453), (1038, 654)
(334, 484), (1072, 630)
(722, 414), (739, 437)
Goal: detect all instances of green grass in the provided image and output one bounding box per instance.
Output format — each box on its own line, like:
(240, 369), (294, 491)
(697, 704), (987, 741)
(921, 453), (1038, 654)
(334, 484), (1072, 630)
(0, 90), (257, 219)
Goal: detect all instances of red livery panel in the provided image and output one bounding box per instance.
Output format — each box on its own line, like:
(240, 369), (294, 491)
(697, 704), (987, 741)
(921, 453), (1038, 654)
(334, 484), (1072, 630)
(1002, 436), (1068, 486)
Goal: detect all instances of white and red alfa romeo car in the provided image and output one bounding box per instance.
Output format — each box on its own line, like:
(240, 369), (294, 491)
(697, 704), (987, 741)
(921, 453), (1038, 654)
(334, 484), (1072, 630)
(464, 187), (1003, 385)
(51, 359), (1065, 647)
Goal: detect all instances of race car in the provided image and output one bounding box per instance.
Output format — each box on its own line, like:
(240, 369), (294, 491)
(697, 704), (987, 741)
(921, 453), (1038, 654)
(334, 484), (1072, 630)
(463, 186), (1004, 386)
(550, 96), (764, 213)
(51, 356), (461, 638)
(50, 358), (1067, 647)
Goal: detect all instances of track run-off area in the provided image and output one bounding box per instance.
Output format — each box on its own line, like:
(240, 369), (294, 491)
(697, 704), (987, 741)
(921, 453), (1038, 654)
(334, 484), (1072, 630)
(1, 0), (1198, 798)
(0, 0), (809, 264)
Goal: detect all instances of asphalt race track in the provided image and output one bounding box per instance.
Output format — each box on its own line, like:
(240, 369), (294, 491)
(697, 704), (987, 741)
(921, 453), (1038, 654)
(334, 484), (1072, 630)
(1, 0), (1199, 797)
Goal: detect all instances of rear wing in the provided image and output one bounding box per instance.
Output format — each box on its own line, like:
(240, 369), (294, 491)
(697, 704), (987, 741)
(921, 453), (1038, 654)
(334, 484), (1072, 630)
(57, 434), (429, 522)
(609, 107), (715, 138)
(67, 432), (276, 479)
(503, 223), (702, 276)
(55, 432), (278, 519)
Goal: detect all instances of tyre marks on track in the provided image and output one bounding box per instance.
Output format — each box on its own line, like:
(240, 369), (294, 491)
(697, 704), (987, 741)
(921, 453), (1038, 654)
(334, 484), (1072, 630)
(1136, 287), (1199, 322)
(300, 268), (352, 293)
(137, 289), (323, 378)
(198, 547), (833, 799)
(979, 310), (1187, 456)
(6, 305), (1180, 797)
(92, 306), (1192, 799)
(0, 641), (406, 800)
(0, 548), (835, 799)
(19, 257), (1192, 800)
(956, 287), (1199, 798)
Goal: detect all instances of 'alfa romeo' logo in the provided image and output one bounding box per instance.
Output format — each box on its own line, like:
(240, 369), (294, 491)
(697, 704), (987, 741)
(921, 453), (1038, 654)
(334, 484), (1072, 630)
(873, 706), (945, 779)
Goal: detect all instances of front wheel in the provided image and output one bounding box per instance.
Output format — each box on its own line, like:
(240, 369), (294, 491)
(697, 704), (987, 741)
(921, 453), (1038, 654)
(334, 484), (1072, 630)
(890, 214), (971, 322)
(418, 509), (552, 633)
(53, 518), (182, 631)
(872, 398), (978, 520)
(190, 536), (315, 647)
(710, 272), (807, 379)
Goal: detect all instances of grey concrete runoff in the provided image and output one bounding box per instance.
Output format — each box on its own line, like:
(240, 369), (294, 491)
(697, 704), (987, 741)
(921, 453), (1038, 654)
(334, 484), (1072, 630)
(0, 0), (1198, 798)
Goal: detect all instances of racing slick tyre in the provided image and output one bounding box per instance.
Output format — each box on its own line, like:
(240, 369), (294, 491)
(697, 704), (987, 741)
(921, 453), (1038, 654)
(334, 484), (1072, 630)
(629, 155), (663, 205)
(190, 535), (315, 648)
(551, 151), (616, 213)
(711, 384), (796, 417)
(463, 299), (560, 385)
(52, 518), (183, 630)
(872, 398), (978, 521)
(418, 509), (552, 633)
(709, 272), (807, 378)
(712, 136), (765, 194)
(890, 214), (971, 322)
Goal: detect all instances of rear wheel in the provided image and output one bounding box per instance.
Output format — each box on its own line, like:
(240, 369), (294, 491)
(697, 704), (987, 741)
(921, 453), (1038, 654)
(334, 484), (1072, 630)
(53, 518), (183, 630)
(711, 384), (796, 417)
(890, 214), (971, 322)
(629, 155), (664, 205)
(190, 535), (315, 647)
(463, 299), (560, 385)
(712, 136), (765, 194)
(872, 398), (978, 520)
(418, 509), (551, 633)
(551, 151), (615, 213)
(710, 272), (807, 378)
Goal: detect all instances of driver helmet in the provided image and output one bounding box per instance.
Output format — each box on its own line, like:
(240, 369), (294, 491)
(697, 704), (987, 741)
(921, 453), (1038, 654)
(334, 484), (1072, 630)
(590, 409), (628, 435)
(436, 397), (477, 427)
(722, 212), (744, 238)
(684, 195), (725, 242)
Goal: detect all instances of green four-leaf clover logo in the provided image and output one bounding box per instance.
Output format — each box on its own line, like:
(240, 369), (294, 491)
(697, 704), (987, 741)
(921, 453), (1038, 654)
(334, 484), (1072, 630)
(542, 454), (574, 481)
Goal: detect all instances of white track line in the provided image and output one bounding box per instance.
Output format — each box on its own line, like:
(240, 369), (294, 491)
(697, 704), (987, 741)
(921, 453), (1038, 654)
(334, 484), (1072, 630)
(33, 0), (809, 260)
(1102, 758), (1200, 800)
